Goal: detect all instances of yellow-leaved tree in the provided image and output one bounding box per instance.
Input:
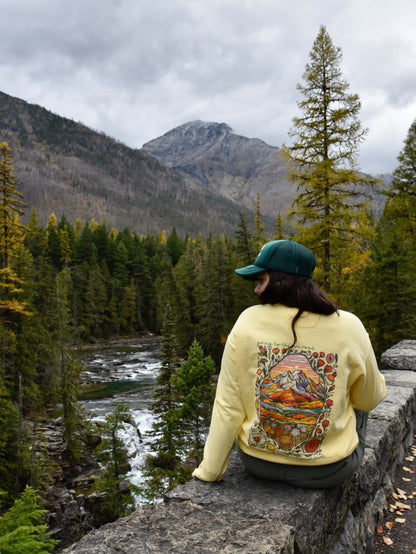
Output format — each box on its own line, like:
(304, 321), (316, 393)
(282, 26), (376, 302)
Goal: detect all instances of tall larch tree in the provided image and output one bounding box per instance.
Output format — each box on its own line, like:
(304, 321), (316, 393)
(283, 26), (375, 297)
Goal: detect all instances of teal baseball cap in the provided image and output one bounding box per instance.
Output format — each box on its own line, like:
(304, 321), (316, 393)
(235, 240), (316, 280)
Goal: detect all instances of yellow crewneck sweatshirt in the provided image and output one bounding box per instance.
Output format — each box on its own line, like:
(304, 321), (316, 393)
(193, 304), (387, 482)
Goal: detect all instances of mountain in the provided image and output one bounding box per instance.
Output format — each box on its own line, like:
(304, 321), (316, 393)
(0, 91), (255, 237)
(142, 120), (388, 219)
(0, 91), (386, 238)
(142, 120), (294, 219)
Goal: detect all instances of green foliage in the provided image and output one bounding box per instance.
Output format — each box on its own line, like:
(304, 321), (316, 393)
(0, 142), (26, 269)
(0, 485), (57, 553)
(350, 120), (416, 355)
(193, 236), (236, 364)
(283, 26), (375, 297)
(173, 339), (216, 464)
(3, 128), (416, 519)
(0, 379), (20, 496)
(93, 403), (135, 521)
(143, 314), (216, 499)
(142, 303), (185, 499)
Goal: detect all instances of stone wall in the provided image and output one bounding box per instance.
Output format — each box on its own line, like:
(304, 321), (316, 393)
(63, 340), (416, 554)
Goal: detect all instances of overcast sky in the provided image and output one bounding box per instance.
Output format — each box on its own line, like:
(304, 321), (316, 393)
(1, 0), (416, 175)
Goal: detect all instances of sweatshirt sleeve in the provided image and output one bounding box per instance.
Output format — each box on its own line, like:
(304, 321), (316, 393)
(350, 340), (387, 412)
(192, 331), (246, 481)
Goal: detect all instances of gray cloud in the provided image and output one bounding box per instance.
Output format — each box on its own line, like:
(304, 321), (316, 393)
(1, 0), (416, 175)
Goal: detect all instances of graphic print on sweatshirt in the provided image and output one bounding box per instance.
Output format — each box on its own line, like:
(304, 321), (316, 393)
(248, 344), (337, 459)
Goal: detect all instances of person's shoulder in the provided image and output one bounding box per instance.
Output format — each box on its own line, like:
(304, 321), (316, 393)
(337, 309), (367, 331)
(234, 304), (268, 324)
(337, 309), (362, 322)
(238, 304), (263, 319)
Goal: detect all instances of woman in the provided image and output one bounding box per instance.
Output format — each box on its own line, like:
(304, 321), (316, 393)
(193, 240), (386, 488)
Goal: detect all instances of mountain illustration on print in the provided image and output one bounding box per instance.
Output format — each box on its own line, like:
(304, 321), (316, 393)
(269, 368), (326, 403)
(260, 354), (326, 419)
(250, 351), (335, 455)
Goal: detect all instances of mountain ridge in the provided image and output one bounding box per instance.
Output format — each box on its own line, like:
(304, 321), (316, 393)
(0, 91), (386, 237)
(142, 120), (294, 217)
(0, 91), (258, 236)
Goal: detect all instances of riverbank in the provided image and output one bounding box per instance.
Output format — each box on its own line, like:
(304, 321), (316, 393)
(28, 334), (162, 550)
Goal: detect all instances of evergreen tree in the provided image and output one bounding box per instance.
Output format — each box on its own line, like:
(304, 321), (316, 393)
(273, 213), (286, 240)
(24, 211), (44, 262)
(93, 403), (135, 522)
(0, 379), (20, 495)
(351, 120), (416, 354)
(253, 192), (267, 250)
(234, 212), (256, 266)
(143, 303), (183, 498)
(56, 268), (85, 458)
(73, 222), (96, 264)
(0, 143), (32, 493)
(81, 260), (108, 340)
(0, 143), (30, 337)
(156, 247), (190, 353)
(172, 237), (204, 352)
(0, 485), (57, 553)
(43, 213), (62, 270)
(194, 237), (235, 364)
(166, 227), (185, 266)
(0, 143), (25, 269)
(283, 26), (375, 296)
(173, 339), (215, 465)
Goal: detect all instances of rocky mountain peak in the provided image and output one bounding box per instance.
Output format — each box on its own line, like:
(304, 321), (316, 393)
(142, 120), (292, 218)
(142, 120), (234, 166)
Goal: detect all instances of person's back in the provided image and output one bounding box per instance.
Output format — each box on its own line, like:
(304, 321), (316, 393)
(193, 240), (386, 487)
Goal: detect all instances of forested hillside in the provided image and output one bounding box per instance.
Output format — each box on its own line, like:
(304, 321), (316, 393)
(0, 91), (258, 237)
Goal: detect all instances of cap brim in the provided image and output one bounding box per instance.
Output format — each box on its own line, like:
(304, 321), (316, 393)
(234, 265), (266, 280)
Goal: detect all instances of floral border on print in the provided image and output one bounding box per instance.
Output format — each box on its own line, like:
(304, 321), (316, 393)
(248, 343), (338, 459)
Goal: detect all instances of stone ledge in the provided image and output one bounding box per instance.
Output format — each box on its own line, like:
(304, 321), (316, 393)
(381, 340), (416, 370)
(63, 346), (416, 554)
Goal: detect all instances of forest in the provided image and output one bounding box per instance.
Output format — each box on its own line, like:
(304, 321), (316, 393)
(0, 25), (416, 552)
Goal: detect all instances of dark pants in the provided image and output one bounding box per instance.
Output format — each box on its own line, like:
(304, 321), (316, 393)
(238, 410), (368, 489)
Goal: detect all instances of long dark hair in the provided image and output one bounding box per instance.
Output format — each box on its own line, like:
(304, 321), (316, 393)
(259, 270), (338, 348)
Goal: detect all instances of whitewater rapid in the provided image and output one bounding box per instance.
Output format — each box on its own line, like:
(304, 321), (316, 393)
(77, 336), (162, 502)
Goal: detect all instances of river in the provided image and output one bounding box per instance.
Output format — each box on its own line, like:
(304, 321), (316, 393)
(76, 335), (162, 500)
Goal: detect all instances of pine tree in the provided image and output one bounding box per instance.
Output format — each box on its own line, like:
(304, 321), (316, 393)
(0, 379), (20, 495)
(81, 260), (108, 340)
(57, 269), (84, 458)
(173, 339), (215, 465)
(150, 303), (181, 457)
(253, 192), (267, 250)
(283, 26), (375, 295)
(166, 227), (185, 266)
(0, 143), (32, 493)
(351, 120), (416, 354)
(172, 237), (203, 352)
(156, 247), (191, 353)
(0, 143), (30, 330)
(0, 485), (57, 553)
(93, 403), (135, 522)
(194, 237), (235, 364)
(0, 143), (25, 270)
(234, 212), (256, 266)
(143, 303), (183, 498)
